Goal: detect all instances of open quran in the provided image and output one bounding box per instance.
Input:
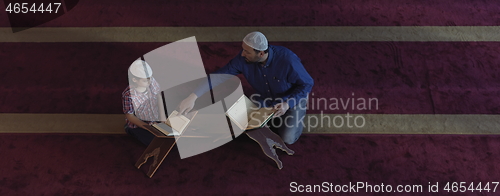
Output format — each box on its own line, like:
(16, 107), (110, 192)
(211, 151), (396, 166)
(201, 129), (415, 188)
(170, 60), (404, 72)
(151, 110), (197, 136)
(225, 95), (276, 131)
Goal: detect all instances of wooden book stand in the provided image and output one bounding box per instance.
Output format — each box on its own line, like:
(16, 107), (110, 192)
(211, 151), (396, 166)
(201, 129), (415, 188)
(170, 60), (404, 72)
(135, 125), (294, 178)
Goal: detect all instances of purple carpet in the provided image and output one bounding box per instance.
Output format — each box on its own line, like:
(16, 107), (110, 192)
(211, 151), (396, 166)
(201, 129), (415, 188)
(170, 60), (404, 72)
(2, 0), (500, 114)
(1, 133), (500, 195)
(1, 42), (500, 114)
(1, 1), (500, 195)
(2, 0), (500, 27)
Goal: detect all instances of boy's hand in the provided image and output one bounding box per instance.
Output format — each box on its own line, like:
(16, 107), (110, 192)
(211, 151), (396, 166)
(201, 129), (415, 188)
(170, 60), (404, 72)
(273, 102), (289, 117)
(125, 113), (150, 129)
(178, 93), (198, 115)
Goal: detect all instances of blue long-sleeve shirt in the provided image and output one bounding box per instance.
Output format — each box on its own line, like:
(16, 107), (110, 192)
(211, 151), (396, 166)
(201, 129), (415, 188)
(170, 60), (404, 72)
(195, 45), (314, 108)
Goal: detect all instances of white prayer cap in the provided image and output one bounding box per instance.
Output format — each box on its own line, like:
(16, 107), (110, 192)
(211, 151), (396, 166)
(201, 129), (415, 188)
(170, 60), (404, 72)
(243, 31), (268, 51)
(129, 60), (153, 78)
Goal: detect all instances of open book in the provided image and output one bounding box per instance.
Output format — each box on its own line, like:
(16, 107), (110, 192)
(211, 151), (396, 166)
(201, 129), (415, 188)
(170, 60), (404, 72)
(152, 110), (197, 136)
(225, 95), (276, 131)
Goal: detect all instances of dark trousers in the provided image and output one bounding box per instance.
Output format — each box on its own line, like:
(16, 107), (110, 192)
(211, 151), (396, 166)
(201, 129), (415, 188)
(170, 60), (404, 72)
(125, 126), (155, 146)
(268, 98), (307, 144)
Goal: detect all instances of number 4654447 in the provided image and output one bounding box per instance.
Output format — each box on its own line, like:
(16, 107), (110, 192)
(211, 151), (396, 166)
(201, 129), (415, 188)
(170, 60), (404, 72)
(5, 3), (62, 14)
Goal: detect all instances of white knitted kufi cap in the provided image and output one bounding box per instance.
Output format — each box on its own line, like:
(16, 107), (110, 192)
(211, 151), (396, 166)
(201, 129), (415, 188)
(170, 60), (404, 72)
(129, 60), (153, 78)
(243, 31), (268, 51)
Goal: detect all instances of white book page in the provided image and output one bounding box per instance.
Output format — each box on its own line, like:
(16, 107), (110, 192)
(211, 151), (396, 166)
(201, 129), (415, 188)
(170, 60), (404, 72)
(225, 96), (250, 130)
(166, 110), (190, 135)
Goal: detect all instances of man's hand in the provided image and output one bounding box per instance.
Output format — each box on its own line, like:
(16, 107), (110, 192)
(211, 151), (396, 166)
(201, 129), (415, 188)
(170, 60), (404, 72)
(273, 102), (289, 117)
(178, 93), (198, 115)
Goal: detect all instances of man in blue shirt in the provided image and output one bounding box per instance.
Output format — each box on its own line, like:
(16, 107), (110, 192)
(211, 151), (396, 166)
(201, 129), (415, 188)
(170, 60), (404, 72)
(179, 31), (314, 144)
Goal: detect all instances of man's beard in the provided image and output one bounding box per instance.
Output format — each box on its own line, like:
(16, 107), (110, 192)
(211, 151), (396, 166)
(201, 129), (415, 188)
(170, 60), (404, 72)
(245, 57), (260, 64)
(244, 58), (255, 64)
